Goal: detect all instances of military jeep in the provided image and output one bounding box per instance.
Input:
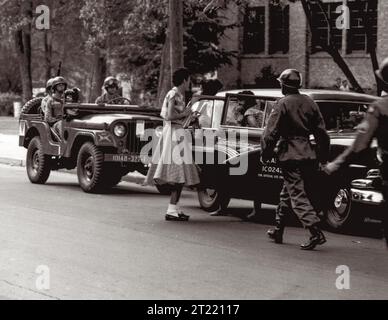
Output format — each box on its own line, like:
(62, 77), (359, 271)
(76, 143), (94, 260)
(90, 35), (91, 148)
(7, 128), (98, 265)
(19, 97), (163, 193)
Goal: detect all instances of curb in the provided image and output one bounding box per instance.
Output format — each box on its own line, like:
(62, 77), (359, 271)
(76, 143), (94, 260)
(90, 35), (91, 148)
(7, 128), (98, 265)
(0, 157), (25, 167)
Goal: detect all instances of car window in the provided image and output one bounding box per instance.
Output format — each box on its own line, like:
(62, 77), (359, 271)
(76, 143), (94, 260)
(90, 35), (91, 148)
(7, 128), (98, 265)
(191, 100), (214, 128)
(212, 100), (224, 128)
(318, 102), (369, 132)
(223, 95), (269, 128)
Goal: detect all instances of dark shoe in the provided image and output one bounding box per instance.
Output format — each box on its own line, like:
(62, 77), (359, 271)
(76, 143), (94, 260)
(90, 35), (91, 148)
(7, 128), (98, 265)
(178, 213), (190, 220)
(267, 228), (283, 244)
(301, 227), (326, 250)
(165, 214), (189, 222)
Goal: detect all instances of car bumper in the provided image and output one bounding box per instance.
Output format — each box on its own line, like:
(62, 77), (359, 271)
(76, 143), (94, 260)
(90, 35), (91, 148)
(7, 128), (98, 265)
(351, 188), (385, 206)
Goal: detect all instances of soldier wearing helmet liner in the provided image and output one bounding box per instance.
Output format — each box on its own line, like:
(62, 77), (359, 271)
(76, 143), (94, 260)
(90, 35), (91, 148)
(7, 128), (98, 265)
(261, 69), (330, 250)
(325, 59), (388, 249)
(41, 76), (67, 138)
(96, 76), (129, 105)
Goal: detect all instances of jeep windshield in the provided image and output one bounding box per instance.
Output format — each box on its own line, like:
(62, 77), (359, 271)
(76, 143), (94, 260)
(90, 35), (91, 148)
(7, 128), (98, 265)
(317, 102), (369, 133)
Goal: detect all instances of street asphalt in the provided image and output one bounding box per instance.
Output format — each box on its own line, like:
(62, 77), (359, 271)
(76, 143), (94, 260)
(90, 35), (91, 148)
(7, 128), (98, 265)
(0, 164), (387, 300)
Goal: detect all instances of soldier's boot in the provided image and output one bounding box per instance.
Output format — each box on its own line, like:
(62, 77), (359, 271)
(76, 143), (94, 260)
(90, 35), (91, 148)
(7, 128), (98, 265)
(300, 225), (326, 250)
(267, 221), (284, 244)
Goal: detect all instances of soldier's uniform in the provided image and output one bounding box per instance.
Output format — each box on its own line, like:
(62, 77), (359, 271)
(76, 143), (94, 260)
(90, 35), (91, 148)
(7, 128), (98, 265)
(95, 76), (128, 105)
(261, 69), (330, 250)
(95, 92), (128, 105)
(42, 77), (67, 138)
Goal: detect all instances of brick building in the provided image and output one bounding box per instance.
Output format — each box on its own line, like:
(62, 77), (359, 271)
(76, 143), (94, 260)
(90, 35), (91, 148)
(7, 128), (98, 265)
(218, 0), (388, 93)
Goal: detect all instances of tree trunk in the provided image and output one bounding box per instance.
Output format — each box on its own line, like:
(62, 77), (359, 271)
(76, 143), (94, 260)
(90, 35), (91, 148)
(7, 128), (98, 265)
(357, 0), (381, 95)
(301, 0), (364, 93)
(91, 50), (107, 102)
(44, 30), (53, 81)
(169, 0), (184, 75)
(157, 39), (171, 109)
(14, 0), (33, 103)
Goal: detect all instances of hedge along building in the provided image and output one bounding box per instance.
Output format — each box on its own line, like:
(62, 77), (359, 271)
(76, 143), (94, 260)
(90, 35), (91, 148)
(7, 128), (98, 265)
(218, 0), (386, 93)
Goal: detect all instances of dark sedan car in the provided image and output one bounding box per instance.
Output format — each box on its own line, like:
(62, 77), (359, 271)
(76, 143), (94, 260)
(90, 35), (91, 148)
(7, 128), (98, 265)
(189, 89), (385, 231)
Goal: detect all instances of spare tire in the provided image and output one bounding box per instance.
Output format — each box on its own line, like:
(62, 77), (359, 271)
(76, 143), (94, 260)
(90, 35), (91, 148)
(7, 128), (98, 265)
(21, 97), (44, 115)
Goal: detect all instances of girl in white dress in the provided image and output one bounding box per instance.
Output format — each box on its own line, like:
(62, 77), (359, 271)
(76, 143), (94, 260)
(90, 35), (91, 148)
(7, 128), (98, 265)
(146, 68), (200, 221)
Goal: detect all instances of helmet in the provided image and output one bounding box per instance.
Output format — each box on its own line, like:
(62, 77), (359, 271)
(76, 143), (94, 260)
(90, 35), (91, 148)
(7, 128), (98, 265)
(46, 78), (55, 91)
(277, 69), (303, 89)
(52, 76), (68, 91)
(376, 58), (388, 85)
(103, 76), (119, 89)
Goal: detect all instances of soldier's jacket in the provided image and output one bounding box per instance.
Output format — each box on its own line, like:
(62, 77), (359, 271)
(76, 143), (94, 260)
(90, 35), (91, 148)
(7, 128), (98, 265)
(332, 97), (388, 182)
(95, 93), (128, 105)
(41, 94), (64, 125)
(261, 94), (330, 163)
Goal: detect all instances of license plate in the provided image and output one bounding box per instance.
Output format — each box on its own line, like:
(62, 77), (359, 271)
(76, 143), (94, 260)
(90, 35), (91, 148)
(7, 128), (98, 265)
(259, 165), (283, 179)
(105, 154), (142, 163)
(136, 121), (145, 136)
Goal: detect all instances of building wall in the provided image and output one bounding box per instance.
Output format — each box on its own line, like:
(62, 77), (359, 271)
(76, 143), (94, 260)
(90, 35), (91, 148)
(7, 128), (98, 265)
(218, 0), (387, 93)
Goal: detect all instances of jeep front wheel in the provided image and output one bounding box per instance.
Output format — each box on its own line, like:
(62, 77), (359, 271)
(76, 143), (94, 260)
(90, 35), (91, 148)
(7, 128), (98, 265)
(77, 142), (105, 193)
(26, 137), (51, 184)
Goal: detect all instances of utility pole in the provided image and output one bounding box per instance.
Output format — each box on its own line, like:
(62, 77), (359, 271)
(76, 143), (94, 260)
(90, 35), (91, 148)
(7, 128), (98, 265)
(169, 0), (184, 76)
(157, 0), (184, 107)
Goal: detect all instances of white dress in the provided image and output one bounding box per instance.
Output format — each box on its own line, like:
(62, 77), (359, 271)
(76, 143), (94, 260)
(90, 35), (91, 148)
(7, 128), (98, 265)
(145, 87), (200, 186)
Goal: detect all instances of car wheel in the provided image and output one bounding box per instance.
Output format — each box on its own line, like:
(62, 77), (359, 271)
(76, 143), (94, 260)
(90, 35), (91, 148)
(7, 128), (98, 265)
(77, 142), (105, 193)
(325, 188), (355, 230)
(197, 187), (231, 212)
(156, 184), (173, 195)
(26, 136), (51, 184)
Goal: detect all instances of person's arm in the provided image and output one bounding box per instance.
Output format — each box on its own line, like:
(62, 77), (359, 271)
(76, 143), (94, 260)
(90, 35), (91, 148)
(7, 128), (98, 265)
(165, 94), (190, 121)
(326, 104), (380, 172)
(261, 102), (283, 162)
(44, 99), (56, 125)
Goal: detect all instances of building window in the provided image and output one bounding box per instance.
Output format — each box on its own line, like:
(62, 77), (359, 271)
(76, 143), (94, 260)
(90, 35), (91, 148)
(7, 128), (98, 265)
(243, 6), (265, 54)
(311, 1), (343, 53)
(269, 4), (289, 54)
(346, 0), (377, 53)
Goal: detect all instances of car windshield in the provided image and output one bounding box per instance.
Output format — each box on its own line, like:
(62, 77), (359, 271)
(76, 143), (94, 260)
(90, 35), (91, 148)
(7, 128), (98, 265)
(317, 102), (369, 133)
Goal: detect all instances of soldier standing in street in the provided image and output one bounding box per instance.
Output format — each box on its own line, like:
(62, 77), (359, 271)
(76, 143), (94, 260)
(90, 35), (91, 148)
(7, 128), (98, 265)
(261, 69), (330, 250)
(325, 59), (388, 249)
(95, 76), (129, 105)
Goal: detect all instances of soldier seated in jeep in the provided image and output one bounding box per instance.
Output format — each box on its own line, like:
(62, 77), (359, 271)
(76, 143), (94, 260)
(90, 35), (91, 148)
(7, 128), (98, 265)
(96, 76), (130, 105)
(41, 76), (67, 139)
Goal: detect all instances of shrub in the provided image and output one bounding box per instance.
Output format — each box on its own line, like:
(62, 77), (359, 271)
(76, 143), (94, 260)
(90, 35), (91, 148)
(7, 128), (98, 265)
(254, 66), (281, 89)
(0, 92), (22, 116)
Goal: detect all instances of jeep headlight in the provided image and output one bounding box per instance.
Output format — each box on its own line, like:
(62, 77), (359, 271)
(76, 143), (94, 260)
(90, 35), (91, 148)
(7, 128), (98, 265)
(113, 123), (127, 138)
(155, 126), (163, 138)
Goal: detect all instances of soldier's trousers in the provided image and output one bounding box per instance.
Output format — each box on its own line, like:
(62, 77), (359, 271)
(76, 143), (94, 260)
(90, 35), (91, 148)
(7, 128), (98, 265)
(276, 160), (322, 229)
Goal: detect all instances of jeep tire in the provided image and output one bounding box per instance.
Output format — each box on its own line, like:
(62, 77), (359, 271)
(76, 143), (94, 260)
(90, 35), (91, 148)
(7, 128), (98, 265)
(26, 136), (51, 184)
(77, 142), (106, 193)
(21, 97), (44, 115)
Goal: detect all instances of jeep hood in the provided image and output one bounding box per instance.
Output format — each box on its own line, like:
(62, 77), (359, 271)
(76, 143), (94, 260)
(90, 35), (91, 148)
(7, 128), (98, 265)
(70, 113), (163, 128)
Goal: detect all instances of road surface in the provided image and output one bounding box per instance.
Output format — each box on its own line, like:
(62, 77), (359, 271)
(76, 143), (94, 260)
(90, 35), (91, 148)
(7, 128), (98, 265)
(0, 164), (387, 300)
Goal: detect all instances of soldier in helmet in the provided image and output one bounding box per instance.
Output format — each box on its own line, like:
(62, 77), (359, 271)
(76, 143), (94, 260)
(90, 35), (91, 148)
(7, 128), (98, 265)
(41, 76), (67, 138)
(95, 76), (129, 105)
(261, 69), (330, 250)
(325, 59), (388, 249)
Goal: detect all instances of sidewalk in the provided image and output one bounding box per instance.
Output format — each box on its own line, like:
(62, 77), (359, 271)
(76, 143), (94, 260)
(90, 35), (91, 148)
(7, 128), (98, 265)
(0, 117), (26, 166)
